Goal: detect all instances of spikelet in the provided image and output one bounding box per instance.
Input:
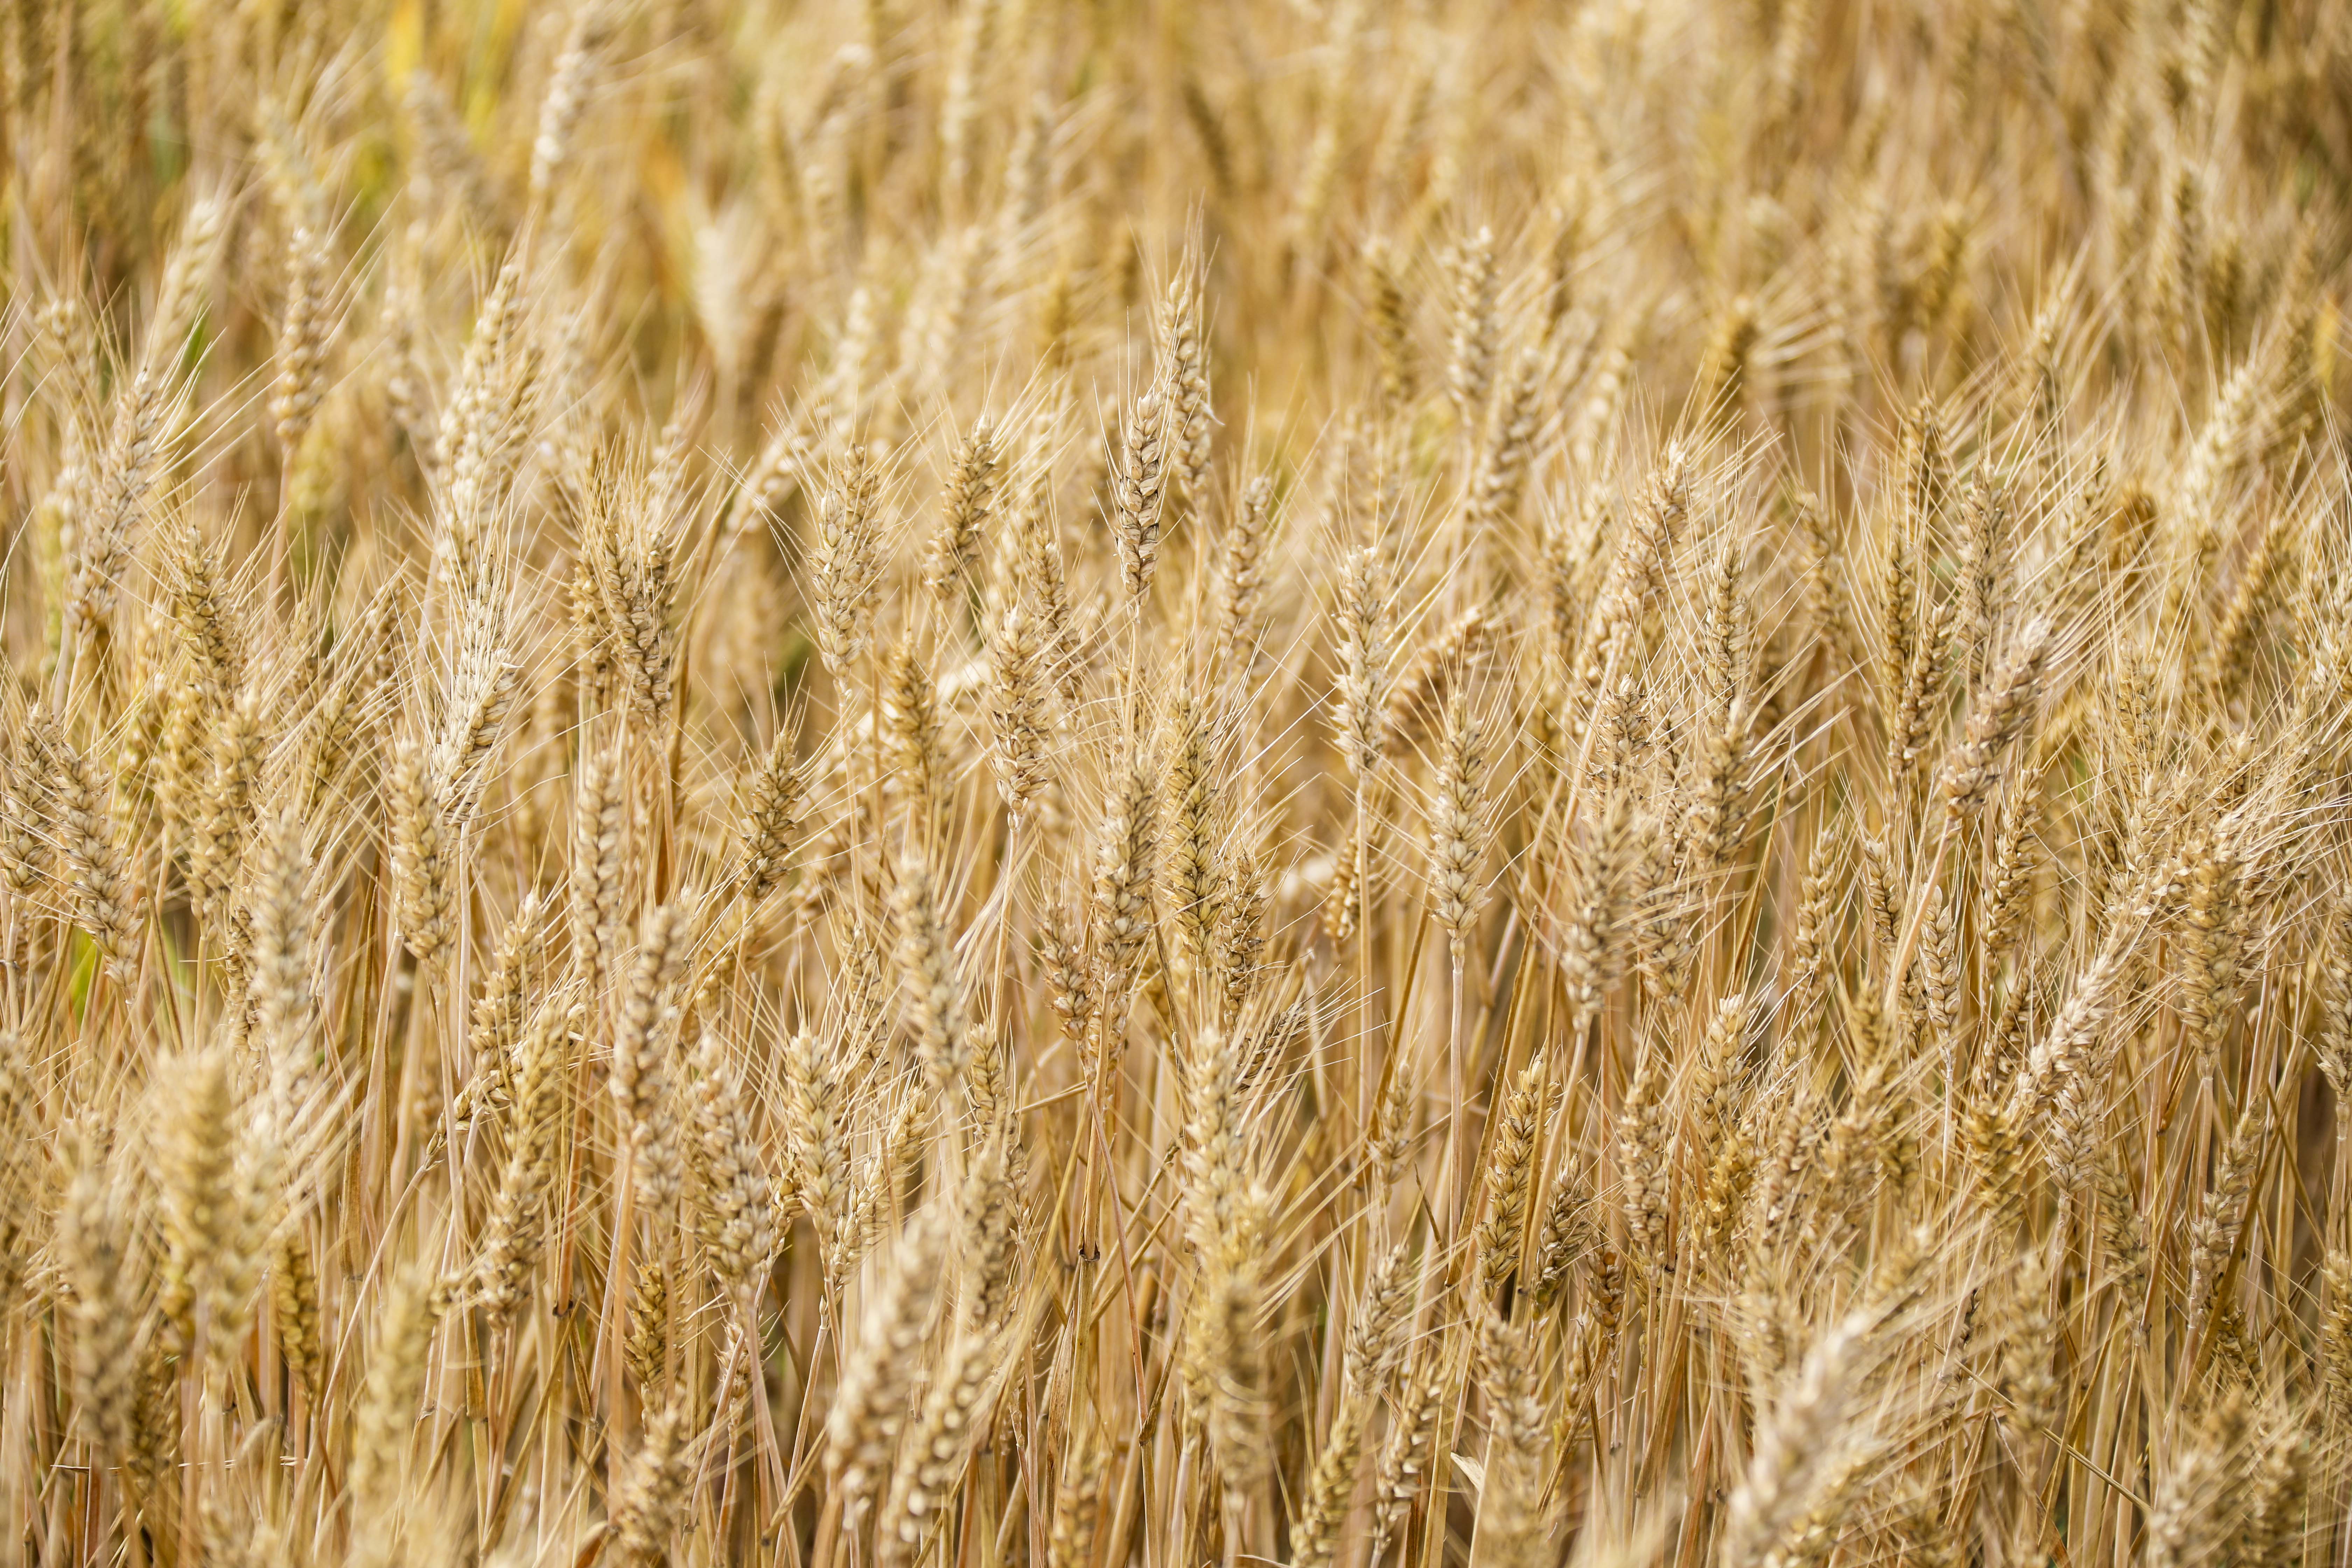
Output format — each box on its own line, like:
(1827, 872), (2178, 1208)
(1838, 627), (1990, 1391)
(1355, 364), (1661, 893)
(1218, 475), (1274, 675)
(1363, 238), (1416, 416)
(1040, 904), (1100, 1054)
(987, 591), (1052, 822)
(272, 1227), (323, 1396)
(925, 416), (1000, 599)
(527, 0), (618, 211)
(810, 443), (886, 674)
(154, 1050), (269, 1359)
(1464, 343), (1546, 536)
(1371, 1358), (1444, 1551)
(33, 717), (141, 976)
(1088, 748), (1160, 1035)
(609, 1401), (691, 1567)
(434, 254), (532, 585)
(1346, 1241), (1415, 1398)
(1047, 1428), (1107, 1568)
(1472, 1302), (1554, 1563)
(271, 223), (332, 461)
(189, 686), (266, 925)
(1015, 443), (1080, 701)
(1180, 1022), (1272, 1498)
(826, 1212), (947, 1523)
(1163, 697), (1223, 972)
(244, 806), (317, 1092)
(475, 1000), (578, 1324)
(881, 637), (947, 832)
(1617, 1048), (1671, 1269)
(1720, 1309), (1869, 1568)
(1332, 544), (1394, 783)
(1113, 374), (1173, 601)
(1446, 226), (1500, 426)
(1385, 604), (1494, 759)
(1428, 693), (1491, 947)
(388, 738), (456, 974)
(2322, 1251), (2352, 1423)
(581, 443), (682, 732)
(688, 1027), (780, 1298)
(1940, 621), (2048, 822)
(877, 1321), (1003, 1568)
(1288, 1397), (1367, 1568)
(612, 904), (687, 1208)
(1163, 268), (1213, 498)
(1561, 789), (1635, 1029)
(570, 739), (628, 985)
(59, 1143), (140, 1464)
(2184, 1104), (2266, 1331)
(2145, 1391), (2250, 1568)
(349, 1265), (444, 1521)
(783, 1028), (850, 1241)
(64, 364), (174, 645)
(1477, 1052), (1548, 1298)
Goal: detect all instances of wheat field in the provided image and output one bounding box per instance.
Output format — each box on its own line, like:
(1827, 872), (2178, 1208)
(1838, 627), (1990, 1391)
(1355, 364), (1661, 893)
(1, 0), (2350, 1564)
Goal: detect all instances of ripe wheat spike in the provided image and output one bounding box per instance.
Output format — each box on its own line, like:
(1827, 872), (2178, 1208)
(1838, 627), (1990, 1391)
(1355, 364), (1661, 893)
(0, 3), (2350, 1566)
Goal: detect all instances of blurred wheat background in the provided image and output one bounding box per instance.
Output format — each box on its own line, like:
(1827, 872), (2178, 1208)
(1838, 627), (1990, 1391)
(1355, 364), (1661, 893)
(2, 0), (2351, 1564)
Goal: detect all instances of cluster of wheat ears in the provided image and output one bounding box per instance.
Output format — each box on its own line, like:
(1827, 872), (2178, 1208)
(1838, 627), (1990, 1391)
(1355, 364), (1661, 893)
(4, 0), (2352, 1565)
